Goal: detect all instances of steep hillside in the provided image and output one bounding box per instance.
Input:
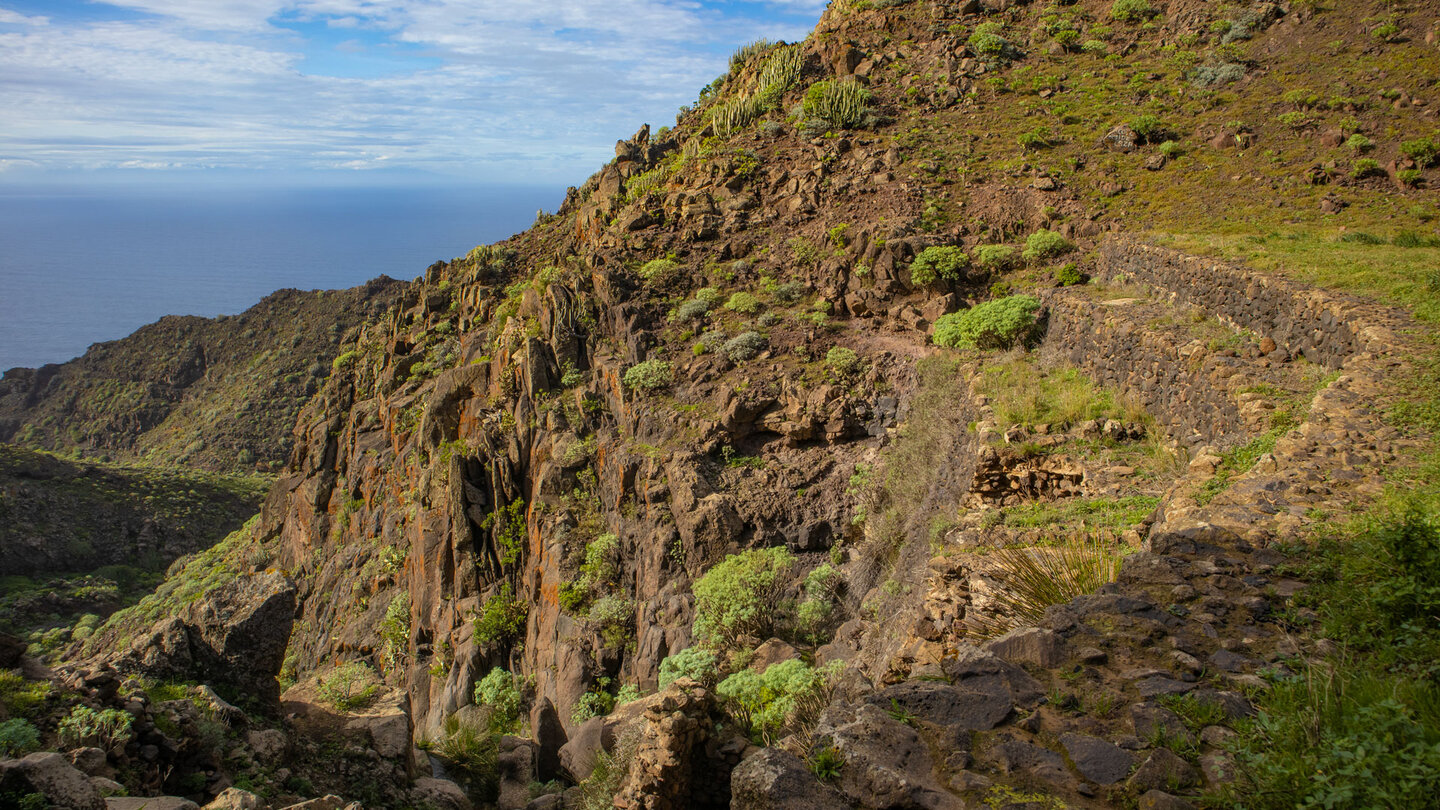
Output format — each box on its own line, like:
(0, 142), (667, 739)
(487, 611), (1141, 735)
(5, 1), (1440, 810)
(0, 277), (407, 474)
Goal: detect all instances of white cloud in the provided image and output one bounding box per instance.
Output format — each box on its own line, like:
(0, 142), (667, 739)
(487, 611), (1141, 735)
(0, 0), (825, 184)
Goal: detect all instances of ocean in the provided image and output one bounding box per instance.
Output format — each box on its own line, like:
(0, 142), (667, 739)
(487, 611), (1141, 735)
(0, 184), (561, 373)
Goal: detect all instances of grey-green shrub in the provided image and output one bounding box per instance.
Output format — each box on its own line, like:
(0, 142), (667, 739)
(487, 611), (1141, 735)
(908, 246), (971, 286)
(624, 359), (673, 392)
(932, 295), (1042, 350)
(659, 647), (720, 689)
(723, 331), (768, 362)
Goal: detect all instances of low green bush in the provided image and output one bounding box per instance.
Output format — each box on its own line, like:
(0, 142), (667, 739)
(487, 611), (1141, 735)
(692, 547), (794, 648)
(317, 662), (378, 712)
(725, 292), (762, 315)
(0, 718), (39, 756)
(967, 22), (1014, 60)
(624, 359), (673, 392)
(1055, 263), (1086, 286)
(825, 347), (861, 377)
(1351, 158), (1383, 179)
(932, 295), (1042, 350)
(1401, 136), (1439, 168)
(1022, 229), (1074, 262)
(1345, 134), (1374, 152)
(474, 668), (522, 733)
(908, 246), (970, 286)
(1110, 0), (1155, 22)
(717, 659), (841, 744)
(587, 594), (635, 649)
(675, 299), (710, 322)
(473, 583), (527, 648)
(971, 244), (1016, 272)
(57, 705), (134, 750)
(638, 258), (680, 282)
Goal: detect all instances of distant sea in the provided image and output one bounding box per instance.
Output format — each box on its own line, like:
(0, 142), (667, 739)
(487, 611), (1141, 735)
(0, 185), (560, 373)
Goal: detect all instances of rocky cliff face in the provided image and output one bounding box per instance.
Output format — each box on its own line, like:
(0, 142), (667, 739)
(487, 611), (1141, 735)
(0, 278), (407, 474)
(7, 0), (1440, 808)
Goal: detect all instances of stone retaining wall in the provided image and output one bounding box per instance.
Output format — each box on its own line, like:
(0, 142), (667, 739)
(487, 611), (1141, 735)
(1098, 238), (1407, 369)
(1043, 297), (1245, 444)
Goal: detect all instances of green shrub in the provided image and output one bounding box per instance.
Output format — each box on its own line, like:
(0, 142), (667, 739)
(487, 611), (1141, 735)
(0, 671), (50, 718)
(474, 583), (527, 648)
(1398, 169), (1424, 188)
(317, 662), (379, 712)
(1017, 128), (1050, 151)
(723, 331), (768, 362)
(56, 705), (132, 753)
(692, 547), (794, 648)
(572, 690), (617, 724)
(717, 659), (841, 744)
(810, 745), (845, 781)
(482, 497), (527, 565)
(695, 286), (724, 305)
(587, 594), (635, 649)
(379, 591), (410, 672)
(1110, 0), (1155, 22)
(624, 359), (673, 392)
(932, 295), (1042, 350)
(658, 647), (720, 690)
(908, 246), (971, 286)
(1345, 133), (1374, 152)
(802, 79), (873, 129)
(971, 244), (1016, 272)
(1022, 229), (1074, 262)
(1055, 263), (1086, 286)
(1351, 158), (1383, 179)
(725, 292), (762, 315)
(331, 350), (358, 371)
(638, 258), (680, 282)
(1158, 140), (1181, 159)
(967, 22), (1014, 59)
(474, 668), (522, 732)
(825, 347), (861, 377)
(577, 534), (618, 595)
(675, 299), (710, 322)
(0, 718), (40, 756)
(1401, 137), (1439, 168)
(1127, 114), (1168, 144)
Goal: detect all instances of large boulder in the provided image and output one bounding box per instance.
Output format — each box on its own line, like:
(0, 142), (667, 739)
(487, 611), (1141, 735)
(0, 752), (106, 810)
(730, 748), (854, 810)
(104, 572), (296, 708)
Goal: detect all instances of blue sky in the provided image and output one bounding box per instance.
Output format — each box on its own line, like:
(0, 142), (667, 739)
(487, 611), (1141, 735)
(0, 0), (828, 189)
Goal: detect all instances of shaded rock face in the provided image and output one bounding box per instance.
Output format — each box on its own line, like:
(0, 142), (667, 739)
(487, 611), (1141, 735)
(102, 572), (296, 707)
(0, 443), (264, 577)
(0, 752), (106, 810)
